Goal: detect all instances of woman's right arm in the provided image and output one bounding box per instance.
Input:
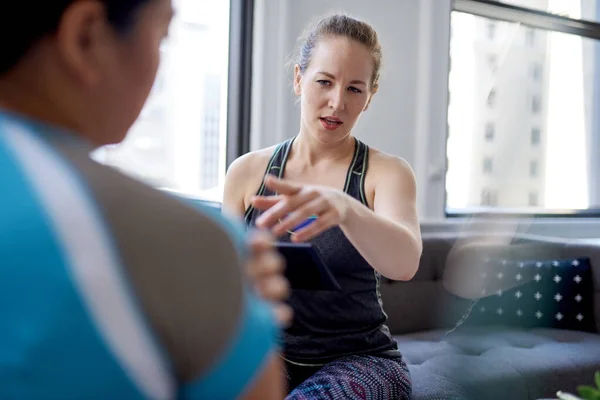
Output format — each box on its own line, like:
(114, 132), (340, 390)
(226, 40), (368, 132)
(220, 154), (289, 400)
(223, 154), (253, 218)
(223, 150), (273, 219)
(222, 151), (293, 329)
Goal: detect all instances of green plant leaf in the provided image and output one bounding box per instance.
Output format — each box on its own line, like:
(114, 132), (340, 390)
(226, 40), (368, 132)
(577, 385), (600, 400)
(595, 371), (600, 390)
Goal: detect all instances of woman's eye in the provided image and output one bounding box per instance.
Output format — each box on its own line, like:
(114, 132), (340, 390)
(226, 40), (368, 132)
(317, 80), (331, 86)
(348, 86), (362, 94)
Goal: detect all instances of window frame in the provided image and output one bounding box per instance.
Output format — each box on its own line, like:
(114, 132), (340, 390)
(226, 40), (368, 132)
(444, 0), (600, 219)
(226, 0), (255, 168)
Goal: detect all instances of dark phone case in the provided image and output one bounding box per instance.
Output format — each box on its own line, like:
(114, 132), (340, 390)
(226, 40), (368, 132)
(275, 242), (341, 291)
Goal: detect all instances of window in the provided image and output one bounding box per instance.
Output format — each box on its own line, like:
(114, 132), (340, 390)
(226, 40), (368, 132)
(483, 157), (493, 173)
(531, 94), (542, 114)
(525, 28), (535, 47)
(531, 128), (541, 146)
(446, 1), (599, 214)
(485, 122), (495, 141)
(530, 160), (539, 177)
(488, 54), (498, 72)
(92, 0), (235, 202)
(492, 0), (600, 24)
(487, 88), (497, 108)
(531, 62), (543, 82)
(481, 189), (498, 206)
(201, 73), (222, 190)
(486, 21), (496, 40)
(529, 192), (539, 207)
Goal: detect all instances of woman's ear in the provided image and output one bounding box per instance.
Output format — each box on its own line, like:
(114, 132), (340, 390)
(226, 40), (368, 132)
(293, 64), (302, 96)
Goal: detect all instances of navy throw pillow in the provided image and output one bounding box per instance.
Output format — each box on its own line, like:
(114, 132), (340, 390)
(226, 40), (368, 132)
(457, 257), (596, 332)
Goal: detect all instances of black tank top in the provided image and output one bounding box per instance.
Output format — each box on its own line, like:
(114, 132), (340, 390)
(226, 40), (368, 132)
(244, 137), (400, 364)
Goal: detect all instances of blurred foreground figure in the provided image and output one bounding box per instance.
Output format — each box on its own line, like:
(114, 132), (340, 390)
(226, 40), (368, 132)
(0, 1), (286, 399)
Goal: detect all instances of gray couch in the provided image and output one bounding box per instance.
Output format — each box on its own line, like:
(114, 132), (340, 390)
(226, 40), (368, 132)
(190, 198), (600, 399)
(380, 232), (600, 400)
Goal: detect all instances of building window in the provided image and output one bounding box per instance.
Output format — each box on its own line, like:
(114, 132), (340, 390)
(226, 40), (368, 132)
(483, 157), (493, 173)
(526, 28), (535, 46)
(445, 2), (597, 215)
(531, 62), (543, 82)
(481, 189), (498, 206)
(532, 94), (541, 114)
(487, 88), (496, 108)
(487, 21), (496, 40)
(485, 122), (495, 141)
(200, 74), (222, 190)
(488, 54), (498, 72)
(531, 128), (541, 146)
(529, 192), (539, 206)
(530, 160), (539, 177)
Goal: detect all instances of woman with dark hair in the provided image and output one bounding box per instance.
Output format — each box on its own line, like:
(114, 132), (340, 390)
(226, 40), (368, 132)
(0, 1), (287, 399)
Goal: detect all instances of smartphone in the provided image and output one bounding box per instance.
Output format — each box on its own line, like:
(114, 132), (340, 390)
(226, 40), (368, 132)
(275, 242), (341, 291)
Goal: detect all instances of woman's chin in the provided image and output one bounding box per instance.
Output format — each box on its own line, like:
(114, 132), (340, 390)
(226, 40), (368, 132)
(312, 128), (350, 144)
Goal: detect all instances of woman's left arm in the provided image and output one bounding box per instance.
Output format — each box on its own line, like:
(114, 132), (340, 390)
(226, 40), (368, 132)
(339, 156), (422, 281)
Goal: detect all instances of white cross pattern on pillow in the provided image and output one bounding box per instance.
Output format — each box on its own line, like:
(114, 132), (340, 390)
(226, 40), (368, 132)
(473, 257), (595, 332)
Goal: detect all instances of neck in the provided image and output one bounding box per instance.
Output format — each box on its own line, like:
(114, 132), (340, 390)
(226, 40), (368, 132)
(0, 66), (85, 141)
(293, 129), (355, 166)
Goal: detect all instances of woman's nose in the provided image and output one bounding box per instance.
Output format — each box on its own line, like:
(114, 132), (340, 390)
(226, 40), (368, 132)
(328, 89), (345, 111)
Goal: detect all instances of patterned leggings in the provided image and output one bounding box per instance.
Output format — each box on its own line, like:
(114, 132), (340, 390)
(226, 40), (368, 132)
(284, 355), (412, 400)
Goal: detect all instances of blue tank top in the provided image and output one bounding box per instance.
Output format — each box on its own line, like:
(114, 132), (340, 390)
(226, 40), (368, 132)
(244, 137), (400, 364)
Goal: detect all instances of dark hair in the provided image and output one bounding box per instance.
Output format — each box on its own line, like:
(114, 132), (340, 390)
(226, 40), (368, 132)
(0, 0), (151, 76)
(291, 14), (383, 89)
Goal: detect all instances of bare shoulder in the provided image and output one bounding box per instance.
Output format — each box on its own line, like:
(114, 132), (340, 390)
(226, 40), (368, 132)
(367, 147), (416, 186)
(224, 145), (279, 215)
(226, 145), (277, 180)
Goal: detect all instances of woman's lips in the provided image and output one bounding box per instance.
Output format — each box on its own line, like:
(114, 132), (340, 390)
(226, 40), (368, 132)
(320, 117), (343, 130)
